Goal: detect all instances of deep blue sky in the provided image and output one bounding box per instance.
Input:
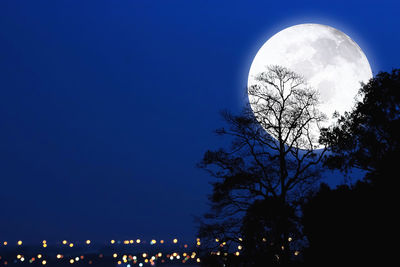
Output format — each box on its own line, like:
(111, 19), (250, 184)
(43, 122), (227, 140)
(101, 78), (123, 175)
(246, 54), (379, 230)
(1, 0), (399, 244)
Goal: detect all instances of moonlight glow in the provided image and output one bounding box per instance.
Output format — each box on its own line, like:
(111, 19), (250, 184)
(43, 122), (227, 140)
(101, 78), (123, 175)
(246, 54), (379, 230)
(248, 23), (372, 148)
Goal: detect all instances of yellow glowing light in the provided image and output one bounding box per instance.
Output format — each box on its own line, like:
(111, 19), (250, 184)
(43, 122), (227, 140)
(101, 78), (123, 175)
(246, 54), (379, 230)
(294, 251), (300, 256)
(3, 241), (7, 246)
(17, 240), (22, 246)
(43, 244), (47, 248)
(142, 253), (147, 258)
(17, 255), (22, 259)
(129, 240), (134, 244)
(86, 240), (91, 245)
(113, 253), (118, 258)
(57, 254), (62, 259)
(63, 240), (67, 245)
(111, 240), (115, 244)
(197, 241), (201, 246)
(37, 254), (42, 259)
(151, 239), (156, 244)
(173, 238), (178, 244)
(235, 251), (240, 256)
(215, 238), (219, 242)
(42, 260), (46, 265)
(157, 253), (162, 257)
(288, 237), (293, 242)
(262, 237), (267, 242)
(70, 259), (74, 264)
(136, 239), (141, 244)
(42, 240), (46, 244)
(145, 259), (149, 263)
(117, 261), (122, 265)
(197, 258), (201, 263)
(69, 243), (74, 247)
(172, 252), (177, 257)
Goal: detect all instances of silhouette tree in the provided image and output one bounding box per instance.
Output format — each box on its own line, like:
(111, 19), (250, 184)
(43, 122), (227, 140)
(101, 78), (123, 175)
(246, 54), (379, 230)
(198, 66), (326, 265)
(304, 69), (400, 264)
(320, 69), (400, 185)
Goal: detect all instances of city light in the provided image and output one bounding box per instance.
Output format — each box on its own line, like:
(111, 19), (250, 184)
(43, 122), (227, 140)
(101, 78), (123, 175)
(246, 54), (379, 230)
(0, 238), (269, 265)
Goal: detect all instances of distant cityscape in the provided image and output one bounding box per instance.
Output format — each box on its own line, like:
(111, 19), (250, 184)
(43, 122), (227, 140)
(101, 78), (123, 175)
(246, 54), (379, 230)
(0, 239), (201, 266)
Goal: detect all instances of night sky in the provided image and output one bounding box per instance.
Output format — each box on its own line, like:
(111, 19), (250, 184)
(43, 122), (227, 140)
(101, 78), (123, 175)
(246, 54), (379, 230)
(1, 0), (399, 244)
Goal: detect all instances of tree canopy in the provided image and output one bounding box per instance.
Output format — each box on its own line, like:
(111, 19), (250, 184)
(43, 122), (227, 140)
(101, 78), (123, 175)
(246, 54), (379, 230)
(198, 66), (327, 265)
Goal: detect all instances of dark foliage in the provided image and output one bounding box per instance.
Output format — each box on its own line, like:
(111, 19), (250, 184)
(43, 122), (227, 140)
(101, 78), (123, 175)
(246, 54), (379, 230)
(304, 69), (400, 264)
(320, 69), (400, 184)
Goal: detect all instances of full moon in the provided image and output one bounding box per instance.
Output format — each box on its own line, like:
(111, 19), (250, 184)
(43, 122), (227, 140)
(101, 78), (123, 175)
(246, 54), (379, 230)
(248, 23), (372, 148)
